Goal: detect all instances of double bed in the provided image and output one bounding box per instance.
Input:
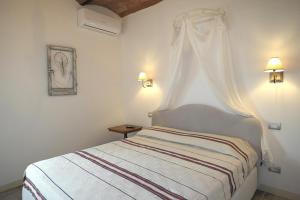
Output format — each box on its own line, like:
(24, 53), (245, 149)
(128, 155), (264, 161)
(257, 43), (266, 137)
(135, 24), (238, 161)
(23, 104), (262, 200)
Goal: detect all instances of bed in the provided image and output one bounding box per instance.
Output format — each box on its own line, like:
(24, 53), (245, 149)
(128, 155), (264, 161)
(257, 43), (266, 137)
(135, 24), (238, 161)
(23, 104), (262, 200)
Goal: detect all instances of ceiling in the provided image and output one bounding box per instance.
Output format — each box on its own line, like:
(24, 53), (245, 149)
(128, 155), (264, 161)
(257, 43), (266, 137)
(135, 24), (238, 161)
(75, 0), (162, 17)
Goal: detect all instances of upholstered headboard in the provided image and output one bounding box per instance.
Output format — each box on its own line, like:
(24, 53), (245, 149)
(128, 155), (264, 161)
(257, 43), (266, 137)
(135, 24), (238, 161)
(152, 104), (262, 160)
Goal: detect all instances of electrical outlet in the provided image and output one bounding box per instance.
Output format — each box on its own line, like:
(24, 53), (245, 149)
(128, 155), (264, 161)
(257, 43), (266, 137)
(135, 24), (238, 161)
(268, 166), (281, 174)
(268, 122), (282, 130)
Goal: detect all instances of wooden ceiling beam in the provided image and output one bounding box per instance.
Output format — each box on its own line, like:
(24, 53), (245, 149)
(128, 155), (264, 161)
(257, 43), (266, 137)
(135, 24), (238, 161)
(75, 0), (162, 17)
(76, 0), (93, 5)
(118, 0), (162, 17)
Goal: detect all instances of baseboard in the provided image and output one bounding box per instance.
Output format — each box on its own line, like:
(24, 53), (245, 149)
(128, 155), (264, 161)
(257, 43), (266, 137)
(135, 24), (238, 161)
(0, 179), (23, 193)
(259, 184), (300, 200)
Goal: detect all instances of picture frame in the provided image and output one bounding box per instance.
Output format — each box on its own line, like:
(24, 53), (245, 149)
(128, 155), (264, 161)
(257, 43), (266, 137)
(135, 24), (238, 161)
(47, 45), (77, 96)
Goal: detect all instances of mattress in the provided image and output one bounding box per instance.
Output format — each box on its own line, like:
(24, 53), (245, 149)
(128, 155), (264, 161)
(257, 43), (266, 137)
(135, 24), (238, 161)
(23, 126), (258, 200)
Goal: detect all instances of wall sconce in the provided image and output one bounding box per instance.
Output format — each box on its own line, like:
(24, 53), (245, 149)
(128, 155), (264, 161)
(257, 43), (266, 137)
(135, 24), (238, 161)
(264, 57), (285, 83)
(138, 72), (153, 88)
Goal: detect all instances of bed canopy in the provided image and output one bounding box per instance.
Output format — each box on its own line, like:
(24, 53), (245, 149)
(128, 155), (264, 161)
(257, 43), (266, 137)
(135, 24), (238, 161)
(159, 8), (274, 166)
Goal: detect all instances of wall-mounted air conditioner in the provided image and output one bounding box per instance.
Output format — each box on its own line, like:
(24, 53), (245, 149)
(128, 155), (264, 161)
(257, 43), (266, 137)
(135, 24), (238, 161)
(78, 8), (122, 36)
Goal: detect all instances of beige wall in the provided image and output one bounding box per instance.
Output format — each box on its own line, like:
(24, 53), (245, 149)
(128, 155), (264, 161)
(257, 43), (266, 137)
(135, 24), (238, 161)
(120, 0), (300, 195)
(0, 0), (124, 187)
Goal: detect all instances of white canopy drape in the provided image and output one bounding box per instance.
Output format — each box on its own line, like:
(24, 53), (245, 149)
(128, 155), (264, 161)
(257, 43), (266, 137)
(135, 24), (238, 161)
(159, 9), (274, 166)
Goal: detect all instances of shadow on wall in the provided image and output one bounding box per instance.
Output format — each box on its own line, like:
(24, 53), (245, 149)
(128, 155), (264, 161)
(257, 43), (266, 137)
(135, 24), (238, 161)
(259, 144), (300, 196)
(258, 131), (284, 183)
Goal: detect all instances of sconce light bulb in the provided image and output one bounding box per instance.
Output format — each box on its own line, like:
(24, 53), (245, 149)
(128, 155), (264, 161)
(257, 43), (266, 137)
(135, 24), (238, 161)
(137, 72), (153, 88)
(138, 72), (147, 81)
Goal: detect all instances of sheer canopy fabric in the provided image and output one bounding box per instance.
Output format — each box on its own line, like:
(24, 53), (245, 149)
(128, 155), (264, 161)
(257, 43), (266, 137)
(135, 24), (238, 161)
(159, 9), (274, 166)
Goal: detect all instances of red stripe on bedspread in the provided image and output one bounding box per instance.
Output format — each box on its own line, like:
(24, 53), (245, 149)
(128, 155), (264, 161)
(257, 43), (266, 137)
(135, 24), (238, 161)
(75, 151), (187, 200)
(122, 139), (236, 196)
(23, 177), (46, 200)
(146, 127), (249, 163)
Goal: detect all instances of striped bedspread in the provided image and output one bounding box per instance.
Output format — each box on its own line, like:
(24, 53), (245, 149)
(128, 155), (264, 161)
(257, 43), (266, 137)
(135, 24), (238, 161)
(23, 126), (258, 200)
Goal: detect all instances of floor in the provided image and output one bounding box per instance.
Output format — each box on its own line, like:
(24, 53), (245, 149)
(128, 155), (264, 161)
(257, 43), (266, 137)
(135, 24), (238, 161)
(0, 187), (290, 200)
(252, 190), (290, 200)
(0, 187), (21, 200)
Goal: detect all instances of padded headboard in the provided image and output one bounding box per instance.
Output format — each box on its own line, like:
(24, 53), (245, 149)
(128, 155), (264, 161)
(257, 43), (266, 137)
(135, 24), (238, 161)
(152, 104), (262, 159)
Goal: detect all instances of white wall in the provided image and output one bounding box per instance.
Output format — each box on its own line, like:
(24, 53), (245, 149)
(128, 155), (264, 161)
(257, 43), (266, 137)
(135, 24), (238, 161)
(1, 0), (299, 195)
(120, 0), (300, 195)
(0, 0), (124, 187)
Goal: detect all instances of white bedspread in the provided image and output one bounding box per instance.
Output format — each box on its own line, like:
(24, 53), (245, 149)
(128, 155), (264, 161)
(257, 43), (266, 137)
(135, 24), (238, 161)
(23, 126), (258, 200)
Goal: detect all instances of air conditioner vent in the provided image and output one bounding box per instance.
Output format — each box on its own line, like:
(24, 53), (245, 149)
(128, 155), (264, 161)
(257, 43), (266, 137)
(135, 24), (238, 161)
(78, 8), (122, 36)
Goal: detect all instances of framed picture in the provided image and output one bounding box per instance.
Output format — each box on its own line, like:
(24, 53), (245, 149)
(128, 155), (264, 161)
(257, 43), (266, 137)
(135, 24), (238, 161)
(47, 45), (77, 96)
